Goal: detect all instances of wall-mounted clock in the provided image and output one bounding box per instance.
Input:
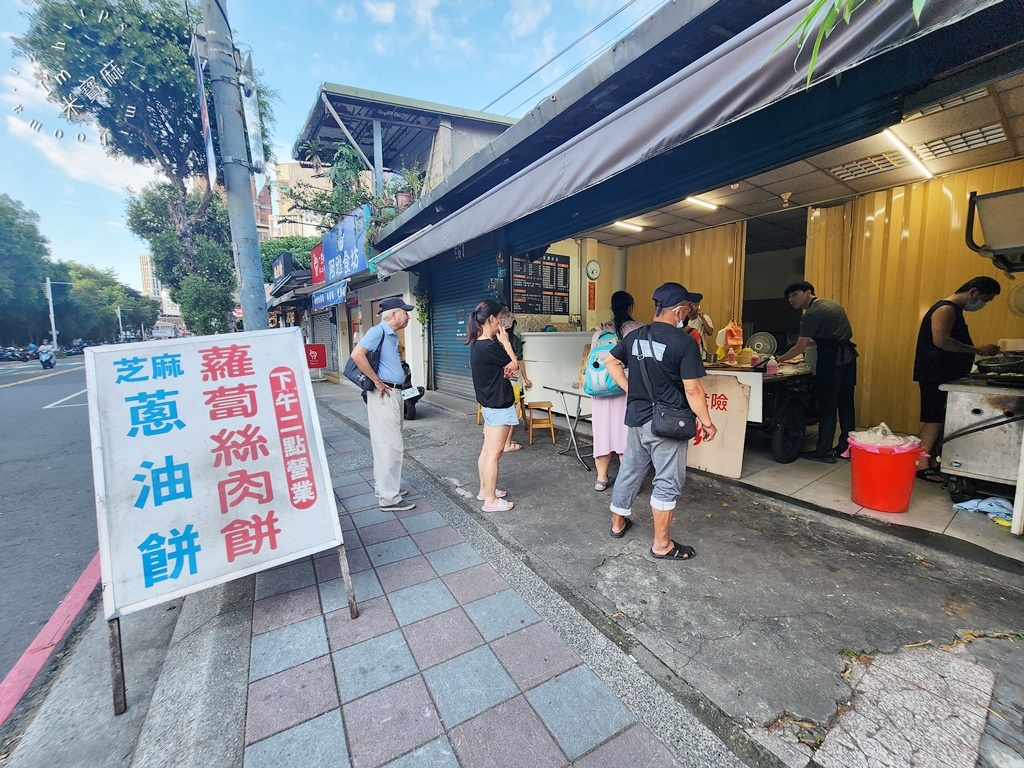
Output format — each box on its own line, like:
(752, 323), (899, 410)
(586, 259), (601, 280)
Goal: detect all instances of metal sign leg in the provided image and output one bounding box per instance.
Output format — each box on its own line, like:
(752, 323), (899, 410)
(336, 545), (359, 619)
(107, 617), (127, 715)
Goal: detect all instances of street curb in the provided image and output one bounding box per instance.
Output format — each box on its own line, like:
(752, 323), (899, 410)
(318, 397), (786, 768)
(129, 577), (254, 768)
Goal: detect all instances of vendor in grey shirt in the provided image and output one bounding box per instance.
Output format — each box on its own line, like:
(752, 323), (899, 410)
(777, 281), (857, 463)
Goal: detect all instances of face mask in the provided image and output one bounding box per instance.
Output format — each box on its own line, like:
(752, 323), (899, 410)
(965, 300), (985, 312)
(675, 308), (687, 329)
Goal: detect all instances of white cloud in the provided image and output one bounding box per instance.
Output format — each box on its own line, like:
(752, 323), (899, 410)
(503, 0), (551, 39)
(0, 70), (51, 111)
(7, 116), (159, 194)
(363, 1), (395, 24)
(410, 0), (439, 28)
(370, 33), (390, 56)
(332, 3), (358, 23)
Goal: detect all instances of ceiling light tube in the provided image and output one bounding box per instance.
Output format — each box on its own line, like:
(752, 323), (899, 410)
(883, 129), (933, 179)
(613, 221), (643, 232)
(685, 196), (718, 211)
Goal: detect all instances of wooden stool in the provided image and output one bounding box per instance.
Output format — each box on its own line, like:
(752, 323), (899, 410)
(526, 401), (556, 445)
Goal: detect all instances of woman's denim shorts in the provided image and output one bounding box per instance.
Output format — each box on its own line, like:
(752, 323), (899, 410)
(482, 405), (520, 427)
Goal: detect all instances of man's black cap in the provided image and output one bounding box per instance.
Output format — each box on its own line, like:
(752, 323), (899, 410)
(652, 282), (702, 308)
(378, 296), (414, 313)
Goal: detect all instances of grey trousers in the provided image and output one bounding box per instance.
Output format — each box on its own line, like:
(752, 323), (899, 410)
(609, 422), (689, 516)
(366, 390), (404, 506)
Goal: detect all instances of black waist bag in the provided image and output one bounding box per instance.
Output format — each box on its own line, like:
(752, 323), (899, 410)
(637, 326), (697, 441)
(651, 402), (697, 441)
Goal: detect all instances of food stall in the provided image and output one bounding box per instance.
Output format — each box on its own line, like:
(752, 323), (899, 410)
(940, 358), (1024, 535)
(704, 363), (815, 463)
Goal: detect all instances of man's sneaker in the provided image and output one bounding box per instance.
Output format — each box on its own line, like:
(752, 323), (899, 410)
(380, 501), (416, 512)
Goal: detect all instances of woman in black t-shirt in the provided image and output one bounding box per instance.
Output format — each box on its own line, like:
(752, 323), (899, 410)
(468, 299), (519, 512)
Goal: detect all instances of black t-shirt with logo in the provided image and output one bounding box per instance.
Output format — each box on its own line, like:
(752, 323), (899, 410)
(610, 323), (706, 427)
(470, 339), (515, 408)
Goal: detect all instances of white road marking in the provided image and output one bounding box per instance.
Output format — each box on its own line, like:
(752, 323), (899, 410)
(43, 388), (89, 409)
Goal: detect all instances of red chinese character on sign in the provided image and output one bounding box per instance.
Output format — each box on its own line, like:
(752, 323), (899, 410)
(221, 510), (281, 562)
(217, 469), (274, 513)
(710, 393), (729, 411)
(204, 383), (259, 420)
(270, 365), (317, 509)
(210, 424), (270, 467)
(198, 344), (255, 382)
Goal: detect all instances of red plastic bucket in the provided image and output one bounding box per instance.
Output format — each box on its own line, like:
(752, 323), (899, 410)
(849, 445), (924, 513)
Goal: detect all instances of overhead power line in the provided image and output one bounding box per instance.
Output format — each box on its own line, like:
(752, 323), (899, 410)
(480, 0), (641, 112)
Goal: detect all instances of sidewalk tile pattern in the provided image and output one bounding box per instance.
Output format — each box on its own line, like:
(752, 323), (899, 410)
(242, 430), (681, 767)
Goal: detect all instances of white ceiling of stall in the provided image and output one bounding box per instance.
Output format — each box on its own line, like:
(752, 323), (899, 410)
(577, 72), (1024, 253)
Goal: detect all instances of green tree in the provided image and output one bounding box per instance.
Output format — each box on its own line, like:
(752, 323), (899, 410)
(16, 0), (275, 303)
(0, 195), (50, 344)
(54, 262), (160, 341)
(126, 181), (235, 327)
(176, 275), (235, 336)
(259, 235), (321, 282)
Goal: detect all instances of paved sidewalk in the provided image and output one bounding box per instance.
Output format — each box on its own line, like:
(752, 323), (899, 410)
(240, 424), (742, 768)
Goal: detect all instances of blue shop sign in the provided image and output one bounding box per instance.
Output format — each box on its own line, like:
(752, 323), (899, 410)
(312, 280), (347, 310)
(323, 204), (370, 284)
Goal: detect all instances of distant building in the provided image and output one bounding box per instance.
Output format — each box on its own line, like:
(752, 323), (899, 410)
(271, 162), (330, 238)
(139, 254), (161, 299)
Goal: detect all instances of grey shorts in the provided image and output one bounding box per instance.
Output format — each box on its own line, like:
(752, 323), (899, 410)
(610, 422), (689, 515)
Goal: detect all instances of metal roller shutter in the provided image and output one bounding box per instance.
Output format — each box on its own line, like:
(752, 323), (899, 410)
(431, 253), (507, 400)
(311, 310), (337, 371)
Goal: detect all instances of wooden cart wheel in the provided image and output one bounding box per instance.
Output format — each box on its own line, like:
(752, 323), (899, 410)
(771, 400), (806, 463)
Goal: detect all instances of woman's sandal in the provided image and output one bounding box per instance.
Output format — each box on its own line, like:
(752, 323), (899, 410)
(651, 540), (696, 560)
(594, 479), (611, 492)
(477, 489), (508, 500)
(915, 468), (945, 484)
(481, 498), (515, 512)
(503, 441), (523, 453)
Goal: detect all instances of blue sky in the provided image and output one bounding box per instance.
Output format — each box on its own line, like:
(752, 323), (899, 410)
(1, 0), (665, 291)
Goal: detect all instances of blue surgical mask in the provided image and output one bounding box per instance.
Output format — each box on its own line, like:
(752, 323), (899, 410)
(965, 300), (986, 312)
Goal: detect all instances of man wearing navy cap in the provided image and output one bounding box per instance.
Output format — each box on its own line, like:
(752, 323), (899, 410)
(602, 282), (717, 561)
(349, 296), (416, 512)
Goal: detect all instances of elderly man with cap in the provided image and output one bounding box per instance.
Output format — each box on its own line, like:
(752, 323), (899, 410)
(602, 282), (718, 561)
(349, 296), (416, 512)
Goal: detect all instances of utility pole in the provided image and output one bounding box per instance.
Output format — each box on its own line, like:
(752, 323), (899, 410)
(44, 277), (71, 344)
(200, 0), (268, 331)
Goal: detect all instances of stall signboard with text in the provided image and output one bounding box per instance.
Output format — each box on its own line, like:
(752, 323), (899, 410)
(686, 374), (751, 479)
(312, 280), (347, 310)
(85, 328), (342, 619)
(305, 344), (327, 369)
(323, 204), (371, 283)
(311, 242), (325, 284)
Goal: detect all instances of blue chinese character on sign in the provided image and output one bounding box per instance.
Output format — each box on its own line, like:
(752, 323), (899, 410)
(151, 354), (184, 379)
(138, 524), (201, 588)
(133, 455), (193, 509)
(114, 356), (148, 383)
(125, 389), (186, 437)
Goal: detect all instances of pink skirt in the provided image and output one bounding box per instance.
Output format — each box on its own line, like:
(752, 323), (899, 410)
(591, 393), (628, 458)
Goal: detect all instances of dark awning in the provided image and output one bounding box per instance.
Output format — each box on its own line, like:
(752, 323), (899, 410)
(374, 0), (1008, 276)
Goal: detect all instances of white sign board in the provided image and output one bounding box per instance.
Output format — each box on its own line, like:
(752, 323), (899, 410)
(86, 328), (343, 619)
(687, 374), (751, 479)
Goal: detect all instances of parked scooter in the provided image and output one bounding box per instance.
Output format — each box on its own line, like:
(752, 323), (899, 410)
(401, 361), (425, 420)
(38, 342), (56, 369)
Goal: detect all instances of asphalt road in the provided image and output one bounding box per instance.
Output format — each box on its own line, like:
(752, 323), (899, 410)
(0, 359), (95, 681)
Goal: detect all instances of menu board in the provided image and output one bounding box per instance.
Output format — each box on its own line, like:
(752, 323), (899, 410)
(511, 253), (570, 315)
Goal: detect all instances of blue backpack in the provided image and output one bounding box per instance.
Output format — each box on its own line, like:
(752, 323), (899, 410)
(583, 331), (624, 397)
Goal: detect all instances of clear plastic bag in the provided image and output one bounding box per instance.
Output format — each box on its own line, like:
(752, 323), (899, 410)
(846, 422), (923, 455)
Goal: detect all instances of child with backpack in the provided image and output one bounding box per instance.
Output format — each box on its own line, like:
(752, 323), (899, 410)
(587, 291), (642, 492)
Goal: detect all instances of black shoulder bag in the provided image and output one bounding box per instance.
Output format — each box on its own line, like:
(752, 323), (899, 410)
(343, 332), (386, 393)
(635, 325), (698, 441)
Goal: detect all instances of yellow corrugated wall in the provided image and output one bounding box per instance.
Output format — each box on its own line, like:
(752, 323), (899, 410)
(806, 159), (1024, 434)
(625, 222), (746, 328)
